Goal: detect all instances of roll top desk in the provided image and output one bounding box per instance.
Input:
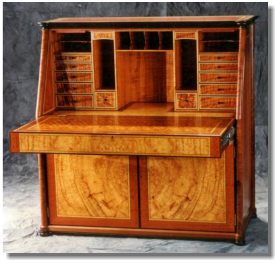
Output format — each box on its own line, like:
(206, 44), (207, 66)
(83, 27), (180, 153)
(10, 16), (258, 245)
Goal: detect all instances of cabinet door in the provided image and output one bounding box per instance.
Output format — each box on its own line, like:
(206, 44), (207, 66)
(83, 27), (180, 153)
(47, 154), (139, 228)
(139, 144), (235, 232)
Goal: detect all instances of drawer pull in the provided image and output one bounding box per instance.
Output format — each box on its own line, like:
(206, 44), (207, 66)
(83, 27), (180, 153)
(70, 57), (76, 60)
(217, 76), (222, 80)
(103, 98), (108, 102)
(217, 57), (221, 60)
(183, 100), (189, 103)
(217, 88), (224, 91)
(72, 100), (77, 103)
(217, 66), (221, 69)
(71, 75), (77, 78)
(217, 101), (224, 105)
(71, 87), (76, 90)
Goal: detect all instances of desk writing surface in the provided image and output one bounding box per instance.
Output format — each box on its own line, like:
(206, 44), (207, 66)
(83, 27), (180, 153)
(14, 115), (234, 137)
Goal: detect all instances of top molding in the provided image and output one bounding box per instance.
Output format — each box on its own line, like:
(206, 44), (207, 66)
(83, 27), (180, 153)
(38, 15), (259, 29)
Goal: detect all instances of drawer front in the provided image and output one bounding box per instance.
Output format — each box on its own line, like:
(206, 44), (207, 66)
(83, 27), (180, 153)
(55, 54), (91, 62)
(95, 92), (116, 109)
(176, 93), (197, 110)
(199, 54), (238, 62)
(200, 97), (236, 110)
(55, 63), (92, 71)
(93, 32), (114, 39)
(199, 73), (237, 83)
(15, 133), (220, 157)
(56, 96), (93, 108)
(199, 63), (238, 71)
(200, 84), (237, 95)
(55, 72), (92, 82)
(175, 32), (196, 39)
(56, 83), (92, 94)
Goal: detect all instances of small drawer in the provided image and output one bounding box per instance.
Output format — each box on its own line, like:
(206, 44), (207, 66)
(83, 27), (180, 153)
(55, 63), (92, 71)
(200, 84), (237, 95)
(176, 93), (197, 110)
(54, 54), (91, 62)
(95, 92), (116, 109)
(56, 83), (92, 94)
(200, 96), (236, 110)
(175, 32), (196, 39)
(93, 32), (114, 39)
(199, 54), (238, 62)
(199, 73), (237, 83)
(55, 72), (92, 82)
(199, 63), (238, 71)
(56, 96), (93, 108)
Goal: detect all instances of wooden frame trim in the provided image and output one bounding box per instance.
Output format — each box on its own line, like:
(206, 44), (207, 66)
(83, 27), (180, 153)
(48, 225), (238, 241)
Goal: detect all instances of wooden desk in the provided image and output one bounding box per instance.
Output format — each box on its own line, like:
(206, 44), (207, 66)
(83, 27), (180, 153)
(9, 16), (257, 245)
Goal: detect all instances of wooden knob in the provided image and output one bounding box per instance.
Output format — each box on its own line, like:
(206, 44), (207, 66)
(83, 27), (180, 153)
(103, 98), (108, 102)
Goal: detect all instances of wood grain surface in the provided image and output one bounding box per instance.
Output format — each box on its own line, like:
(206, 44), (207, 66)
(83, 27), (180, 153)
(47, 155), (139, 228)
(200, 97), (236, 110)
(56, 96), (93, 108)
(176, 93), (197, 109)
(139, 144), (235, 232)
(55, 72), (92, 82)
(199, 63), (238, 71)
(12, 115), (234, 137)
(55, 54), (91, 62)
(55, 63), (92, 71)
(199, 54), (238, 62)
(56, 83), (92, 94)
(16, 133), (216, 157)
(95, 92), (116, 109)
(200, 84), (237, 95)
(199, 73), (238, 83)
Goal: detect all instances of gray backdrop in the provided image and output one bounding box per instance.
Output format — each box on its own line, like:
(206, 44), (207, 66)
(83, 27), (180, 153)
(3, 2), (268, 178)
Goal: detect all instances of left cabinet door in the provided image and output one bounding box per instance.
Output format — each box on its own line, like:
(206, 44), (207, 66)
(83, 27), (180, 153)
(47, 154), (139, 228)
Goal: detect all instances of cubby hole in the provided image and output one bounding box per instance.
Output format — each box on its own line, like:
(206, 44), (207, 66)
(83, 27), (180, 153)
(199, 31), (239, 52)
(116, 31), (173, 50)
(53, 32), (91, 53)
(175, 39), (197, 91)
(93, 40), (115, 90)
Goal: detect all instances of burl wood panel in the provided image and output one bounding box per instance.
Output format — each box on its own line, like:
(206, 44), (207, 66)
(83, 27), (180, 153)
(17, 133), (219, 157)
(56, 96), (93, 108)
(95, 92), (116, 109)
(55, 63), (92, 71)
(140, 144), (235, 232)
(12, 115), (235, 137)
(55, 54), (91, 62)
(55, 72), (92, 82)
(199, 73), (238, 83)
(176, 93), (197, 109)
(47, 155), (139, 228)
(56, 83), (92, 94)
(175, 32), (196, 39)
(199, 54), (238, 62)
(199, 63), (238, 71)
(200, 97), (236, 110)
(200, 84), (237, 95)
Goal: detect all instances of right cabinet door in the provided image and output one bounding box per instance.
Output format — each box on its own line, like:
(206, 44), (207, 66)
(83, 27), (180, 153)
(139, 144), (235, 232)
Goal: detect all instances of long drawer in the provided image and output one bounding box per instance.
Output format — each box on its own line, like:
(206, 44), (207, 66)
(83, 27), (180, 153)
(199, 54), (238, 62)
(199, 73), (237, 83)
(56, 95), (93, 108)
(10, 133), (220, 158)
(200, 96), (236, 110)
(55, 54), (91, 62)
(56, 83), (92, 94)
(200, 84), (237, 95)
(55, 63), (92, 71)
(199, 63), (238, 71)
(55, 72), (92, 82)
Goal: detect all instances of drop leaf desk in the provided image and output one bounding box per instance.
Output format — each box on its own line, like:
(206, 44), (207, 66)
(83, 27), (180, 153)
(10, 16), (258, 245)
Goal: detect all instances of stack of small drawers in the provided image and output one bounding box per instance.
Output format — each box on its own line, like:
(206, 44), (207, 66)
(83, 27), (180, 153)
(55, 53), (93, 109)
(198, 53), (238, 110)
